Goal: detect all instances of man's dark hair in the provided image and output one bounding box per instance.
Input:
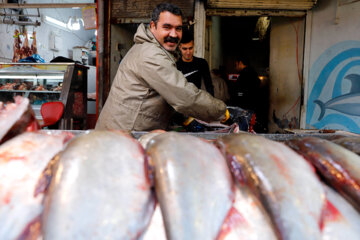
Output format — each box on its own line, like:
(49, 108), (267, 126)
(236, 55), (250, 66)
(151, 3), (183, 26)
(180, 29), (193, 44)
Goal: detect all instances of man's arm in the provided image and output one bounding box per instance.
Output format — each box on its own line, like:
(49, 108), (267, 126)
(141, 53), (226, 122)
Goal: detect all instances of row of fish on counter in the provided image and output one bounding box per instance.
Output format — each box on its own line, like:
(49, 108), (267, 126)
(1, 96), (360, 240)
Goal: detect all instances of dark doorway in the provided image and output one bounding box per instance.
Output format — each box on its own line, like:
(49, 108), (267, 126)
(210, 16), (270, 132)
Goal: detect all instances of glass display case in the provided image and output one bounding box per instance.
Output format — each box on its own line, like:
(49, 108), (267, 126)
(0, 63), (88, 130)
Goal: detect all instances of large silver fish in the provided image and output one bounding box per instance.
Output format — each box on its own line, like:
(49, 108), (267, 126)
(146, 132), (234, 240)
(216, 134), (325, 240)
(332, 136), (360, 155)
(142, 205), (167, 240)
(0, 131), (71, 240)
(0, 96), (39, 144)
(138, 130), (165, 149)
(42, 131), (155, 240)
(217, 181), (278, 240)
(286, 137), (360, 211)
(321, 185), (360, 240)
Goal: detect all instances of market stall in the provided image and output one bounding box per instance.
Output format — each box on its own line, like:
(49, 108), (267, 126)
(0, 63), (88, 129)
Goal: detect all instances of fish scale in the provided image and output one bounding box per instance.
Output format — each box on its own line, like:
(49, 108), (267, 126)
(321, 185), (360, 240)
(217, 134), (325, 240)
(146, 132), (234, 240)
(217, 181), (278, 240)
(0, 131), (70, 240)
(332, 136), (360, 155)
(42, 131), (155, 240)
(286, 137), (360, 212)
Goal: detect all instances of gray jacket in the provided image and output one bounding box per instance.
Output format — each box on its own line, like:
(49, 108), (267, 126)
(95, 24), (226, 131)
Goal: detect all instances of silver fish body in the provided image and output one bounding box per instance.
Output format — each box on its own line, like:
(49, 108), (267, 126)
(217, 134), (325, 240)
(142, 205), (166, 240)
(146, 132), (234, 240)
(286, 137), (360, 211)
(0, 96), (39, 144)
(138, 130), (165, 149)
(0, 131), (70, 240)
(42, 131), (155, 240)
(321, 185), (360, 240)
(218, 181), (278, 240)
(332, 136), (360, 155)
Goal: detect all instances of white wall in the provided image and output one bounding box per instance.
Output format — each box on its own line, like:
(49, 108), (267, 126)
(0, 1), (95, 62)
(304, 0), (360, 133)
(110, 24), (137, 85)
(269, 17), (305, 133)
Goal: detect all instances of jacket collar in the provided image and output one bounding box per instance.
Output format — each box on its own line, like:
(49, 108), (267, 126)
(134, 23), (177, 64)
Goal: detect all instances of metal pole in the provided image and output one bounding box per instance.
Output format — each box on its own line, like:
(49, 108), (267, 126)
(1, 19), (41, 26)
(194, 0), (206, 58)
(0, 3), (96, 9)
(97, 0), (104, 116)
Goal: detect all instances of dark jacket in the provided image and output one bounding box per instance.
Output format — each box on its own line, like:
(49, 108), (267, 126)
(176, 57), (214, 96)
(233, 66), (261, 112)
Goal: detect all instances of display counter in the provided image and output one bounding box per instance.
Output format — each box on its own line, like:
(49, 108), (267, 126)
(0, 63), (88, 130)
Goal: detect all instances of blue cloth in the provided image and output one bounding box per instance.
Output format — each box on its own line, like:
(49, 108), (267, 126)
(18, 54), (45, 63)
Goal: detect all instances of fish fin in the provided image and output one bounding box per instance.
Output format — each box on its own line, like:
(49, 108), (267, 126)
(34, 154), (60, 197)
(216, 207), (246, 240)
(314, 100), (325, 121)
(345, 74), (360, 94)
(319, 199), (342, 231)
(16, 215), (42, 240)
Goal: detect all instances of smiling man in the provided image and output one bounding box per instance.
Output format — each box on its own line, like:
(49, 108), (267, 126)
(96, 3), (228, 131)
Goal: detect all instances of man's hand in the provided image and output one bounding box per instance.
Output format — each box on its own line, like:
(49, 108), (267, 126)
(183, 117), (205, 132)
(221, 107), (255, 131)
(220, 109), (231, 124)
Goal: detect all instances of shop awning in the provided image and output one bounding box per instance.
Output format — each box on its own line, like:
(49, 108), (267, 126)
(207, 0), (317, 11)
(111, 0), (194, 24)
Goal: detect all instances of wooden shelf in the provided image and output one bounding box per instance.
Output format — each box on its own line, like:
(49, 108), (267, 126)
(0, 90), (61, 93)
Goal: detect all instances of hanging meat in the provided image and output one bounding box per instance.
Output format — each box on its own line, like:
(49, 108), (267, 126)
(31, 31), (37, 54)
(21, 29), (32, 58)
(12, 29), (21, 62)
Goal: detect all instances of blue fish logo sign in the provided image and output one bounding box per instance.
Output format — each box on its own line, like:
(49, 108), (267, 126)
(306, 41), (360, 133)
(314, 74), (360, 120)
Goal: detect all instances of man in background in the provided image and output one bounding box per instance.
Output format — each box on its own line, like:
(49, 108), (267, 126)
(176, 31), (214, 96)
(232, 55), (267, 132)
(233, 55), (261, 113)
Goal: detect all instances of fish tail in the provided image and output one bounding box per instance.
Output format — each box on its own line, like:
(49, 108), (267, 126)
(314, 100), (325, 121)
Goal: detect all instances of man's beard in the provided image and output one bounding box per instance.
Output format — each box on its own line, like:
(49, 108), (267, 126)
(164, 36), (179, 44)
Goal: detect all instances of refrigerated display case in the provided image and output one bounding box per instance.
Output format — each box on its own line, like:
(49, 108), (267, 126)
(0, 63), (88, 130)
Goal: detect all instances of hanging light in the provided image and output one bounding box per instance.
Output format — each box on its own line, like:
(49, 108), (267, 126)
(44, 16), (68, 30)
(67, 16), (84, 31)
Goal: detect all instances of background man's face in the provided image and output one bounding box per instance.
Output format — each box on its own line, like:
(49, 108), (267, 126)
(179, 41), (194, 62)
(150, 11), (183, 52)
(236, 61), (245, 71)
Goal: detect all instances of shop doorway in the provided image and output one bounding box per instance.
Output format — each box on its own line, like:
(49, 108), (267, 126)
(206, 16), (270, 132)
(206, 15), (305, 133)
